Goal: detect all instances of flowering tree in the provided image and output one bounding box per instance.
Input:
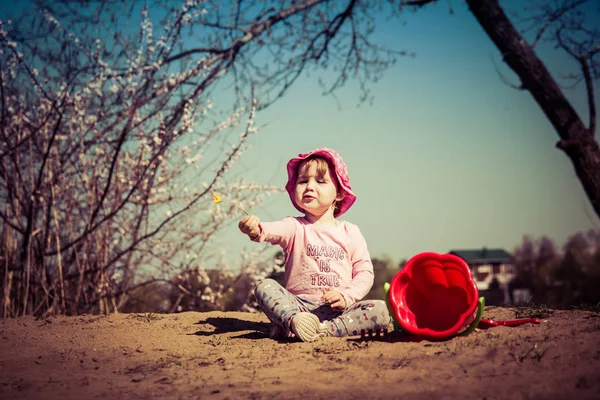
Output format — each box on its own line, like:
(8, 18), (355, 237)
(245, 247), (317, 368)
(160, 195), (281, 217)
(0, 0), (406, 316)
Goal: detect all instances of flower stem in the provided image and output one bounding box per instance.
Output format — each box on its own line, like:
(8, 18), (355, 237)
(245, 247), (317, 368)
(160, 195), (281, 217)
(220, 201), (248, 215)
(230, 203), (249, 216)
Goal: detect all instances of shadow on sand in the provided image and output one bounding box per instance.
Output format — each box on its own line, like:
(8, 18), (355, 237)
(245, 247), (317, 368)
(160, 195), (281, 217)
(192, 316), (270, 339)
(192, 316), (440, 343)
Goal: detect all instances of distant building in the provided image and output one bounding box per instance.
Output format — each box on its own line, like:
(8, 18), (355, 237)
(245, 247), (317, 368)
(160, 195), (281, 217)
(449, 248), (515, 304)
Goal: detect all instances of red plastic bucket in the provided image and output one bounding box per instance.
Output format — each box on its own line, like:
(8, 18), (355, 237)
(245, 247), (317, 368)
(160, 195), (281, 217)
(387, 252), (479, 339)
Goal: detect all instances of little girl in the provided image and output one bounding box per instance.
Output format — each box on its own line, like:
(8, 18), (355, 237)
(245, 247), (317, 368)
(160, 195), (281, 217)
(238, 147), (391, 342)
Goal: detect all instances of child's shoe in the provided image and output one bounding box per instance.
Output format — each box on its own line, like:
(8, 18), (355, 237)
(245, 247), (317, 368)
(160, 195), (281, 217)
(290, 312), (328, 342)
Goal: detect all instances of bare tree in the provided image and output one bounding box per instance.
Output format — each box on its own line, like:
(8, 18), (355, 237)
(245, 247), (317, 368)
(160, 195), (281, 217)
(0, 0), (407, 316)
(408, 0), (600, 218)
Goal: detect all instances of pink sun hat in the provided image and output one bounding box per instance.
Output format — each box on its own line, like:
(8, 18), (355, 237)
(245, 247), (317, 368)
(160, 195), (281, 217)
(285, 148), (356, 217)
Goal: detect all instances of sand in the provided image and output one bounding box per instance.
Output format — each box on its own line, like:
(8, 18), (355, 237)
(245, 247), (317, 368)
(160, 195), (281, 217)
(1, 306), (599, 399)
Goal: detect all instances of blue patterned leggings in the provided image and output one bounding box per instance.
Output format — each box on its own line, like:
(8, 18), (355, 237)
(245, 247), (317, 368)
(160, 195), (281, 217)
(254, 278), (392, 337)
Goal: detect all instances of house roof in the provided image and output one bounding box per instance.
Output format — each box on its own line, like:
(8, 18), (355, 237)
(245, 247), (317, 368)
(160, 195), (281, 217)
(449, 248), (512, 263)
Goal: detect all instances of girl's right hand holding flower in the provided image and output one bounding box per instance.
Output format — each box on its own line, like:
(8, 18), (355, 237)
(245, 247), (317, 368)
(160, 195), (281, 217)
(239, 215), (261, 240)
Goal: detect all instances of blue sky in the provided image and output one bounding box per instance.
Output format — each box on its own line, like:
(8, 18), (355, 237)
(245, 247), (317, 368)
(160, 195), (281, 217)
(2, 1), (598, 268)
(212, 1), (600, 265)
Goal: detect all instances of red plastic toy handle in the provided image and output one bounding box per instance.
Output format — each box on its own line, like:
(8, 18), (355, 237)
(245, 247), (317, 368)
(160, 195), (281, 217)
(495, 318), (540, 326)
(478, 318), (540, 329)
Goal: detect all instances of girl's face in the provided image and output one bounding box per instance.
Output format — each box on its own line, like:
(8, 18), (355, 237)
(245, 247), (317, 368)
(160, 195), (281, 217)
(294, 158), (343, 218)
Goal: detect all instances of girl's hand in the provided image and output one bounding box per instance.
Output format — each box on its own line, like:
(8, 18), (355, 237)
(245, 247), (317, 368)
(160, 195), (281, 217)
(322, 290), (346, 310)
(238, 215), (261, 240)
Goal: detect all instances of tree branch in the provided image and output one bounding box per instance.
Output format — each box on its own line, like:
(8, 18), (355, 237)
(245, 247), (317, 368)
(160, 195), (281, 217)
(580, 55), (596, 135)
(555, 27), (596, 135)
(400, 0), (438, 6)
(466, 0), (600, 217)
(530, 0), (587, 49)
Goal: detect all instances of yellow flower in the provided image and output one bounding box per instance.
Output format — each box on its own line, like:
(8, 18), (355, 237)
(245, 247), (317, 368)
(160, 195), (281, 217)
(211, 194), (248, 215)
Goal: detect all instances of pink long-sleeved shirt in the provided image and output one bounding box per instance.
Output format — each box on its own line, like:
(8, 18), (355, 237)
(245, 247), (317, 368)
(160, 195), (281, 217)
(254, 216), (374, 307)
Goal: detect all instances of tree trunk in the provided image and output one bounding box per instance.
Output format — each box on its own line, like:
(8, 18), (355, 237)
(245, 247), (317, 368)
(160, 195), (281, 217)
(466, 0), (600, 219)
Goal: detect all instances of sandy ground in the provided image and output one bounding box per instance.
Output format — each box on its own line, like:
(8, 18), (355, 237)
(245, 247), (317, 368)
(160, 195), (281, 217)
(1, 306), (599, 400)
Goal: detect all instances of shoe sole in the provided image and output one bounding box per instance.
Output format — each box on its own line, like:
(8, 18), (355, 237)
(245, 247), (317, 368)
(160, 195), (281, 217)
(291, 313), (327, 342)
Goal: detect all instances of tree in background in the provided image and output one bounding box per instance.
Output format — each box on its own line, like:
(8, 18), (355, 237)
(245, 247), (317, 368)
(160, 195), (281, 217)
(512, 235), (536, 285)
(533, 236), (560, 300)
(1, 0), (409, 317)
(365, 256), (400, 301)
(554, 231), (591, 307)
(512, 230), (600, 307)
(407, 0), (600, 219)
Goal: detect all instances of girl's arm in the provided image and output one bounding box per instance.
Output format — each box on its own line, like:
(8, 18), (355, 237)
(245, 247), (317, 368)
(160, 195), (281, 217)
(252, 216), (297, 250)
